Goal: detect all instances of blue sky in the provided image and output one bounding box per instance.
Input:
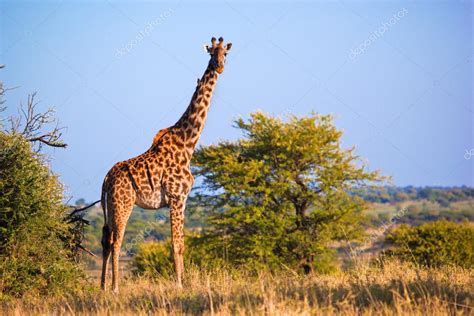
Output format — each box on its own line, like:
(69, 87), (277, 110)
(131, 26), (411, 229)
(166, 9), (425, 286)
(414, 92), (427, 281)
(1, 0), (472, 201)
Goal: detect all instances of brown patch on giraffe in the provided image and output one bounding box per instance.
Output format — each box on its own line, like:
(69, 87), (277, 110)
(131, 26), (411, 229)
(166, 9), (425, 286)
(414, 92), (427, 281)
(145, 161), (155, 192)
(175, 130), (185, 139)
(185, 129), (193, 139)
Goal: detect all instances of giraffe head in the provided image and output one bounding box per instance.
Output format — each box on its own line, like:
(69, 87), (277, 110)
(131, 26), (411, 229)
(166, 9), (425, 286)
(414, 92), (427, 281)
(204, 37), (232, 74)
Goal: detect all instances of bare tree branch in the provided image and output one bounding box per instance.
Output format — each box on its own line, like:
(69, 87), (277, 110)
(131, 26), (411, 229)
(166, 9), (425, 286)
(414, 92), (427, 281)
(78, 245), (97, 257)
(69, 200), (101, 217)
(8, 92), (67, 150)
(0, 65), (5, 114)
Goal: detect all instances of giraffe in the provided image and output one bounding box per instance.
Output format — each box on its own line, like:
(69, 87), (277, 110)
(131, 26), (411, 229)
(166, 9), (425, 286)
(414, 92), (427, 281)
(100, 37), (232, 293)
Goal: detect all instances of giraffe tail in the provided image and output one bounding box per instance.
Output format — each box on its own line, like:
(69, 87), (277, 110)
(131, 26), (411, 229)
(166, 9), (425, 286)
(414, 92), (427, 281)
(101, 175), (108, 224)
(101, 175), (113, 248)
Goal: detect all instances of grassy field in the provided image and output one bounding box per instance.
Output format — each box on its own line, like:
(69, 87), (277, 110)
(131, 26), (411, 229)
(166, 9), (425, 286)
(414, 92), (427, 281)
(3, 198), (471, 315)
(2, 260), (472, 315)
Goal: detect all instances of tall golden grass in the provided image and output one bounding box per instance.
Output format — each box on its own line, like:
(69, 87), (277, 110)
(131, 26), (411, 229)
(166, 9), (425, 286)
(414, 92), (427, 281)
(2, 260), (472, 315)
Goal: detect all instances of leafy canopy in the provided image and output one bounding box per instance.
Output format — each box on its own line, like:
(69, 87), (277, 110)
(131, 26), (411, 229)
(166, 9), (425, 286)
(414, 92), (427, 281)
(191, 112), (383, 272)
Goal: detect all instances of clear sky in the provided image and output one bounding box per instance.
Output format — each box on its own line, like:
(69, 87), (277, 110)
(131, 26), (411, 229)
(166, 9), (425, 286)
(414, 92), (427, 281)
(1, 0), (472, 201)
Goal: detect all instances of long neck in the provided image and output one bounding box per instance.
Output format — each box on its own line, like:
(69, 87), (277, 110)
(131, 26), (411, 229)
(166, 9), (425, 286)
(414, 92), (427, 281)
(174, 66), (219, 149)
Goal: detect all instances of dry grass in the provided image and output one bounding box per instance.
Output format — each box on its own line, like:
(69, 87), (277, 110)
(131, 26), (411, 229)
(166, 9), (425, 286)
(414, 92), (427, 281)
(2, 261), (473, 315)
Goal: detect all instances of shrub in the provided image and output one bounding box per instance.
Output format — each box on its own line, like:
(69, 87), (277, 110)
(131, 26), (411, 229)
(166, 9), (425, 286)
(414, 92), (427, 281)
(131, 236), (229, 277)
(0, 133), (84, 299)
(131, 241), (175, 277)
(384, 220), (474, 268)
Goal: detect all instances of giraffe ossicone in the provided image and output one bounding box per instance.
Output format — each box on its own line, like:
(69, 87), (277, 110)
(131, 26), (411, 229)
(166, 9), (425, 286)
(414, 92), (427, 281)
(100, 37), (232, 293)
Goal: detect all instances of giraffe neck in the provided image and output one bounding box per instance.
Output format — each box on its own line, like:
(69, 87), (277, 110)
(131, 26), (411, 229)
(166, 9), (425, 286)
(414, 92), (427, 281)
(174, 66), (218, 150)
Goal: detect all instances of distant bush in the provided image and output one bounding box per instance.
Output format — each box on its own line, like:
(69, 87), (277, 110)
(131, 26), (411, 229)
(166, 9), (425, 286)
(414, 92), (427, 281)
(384, 221), (474, 268)
(131, 241), (175, 277)
(131, 236), (229, 277)
(352, 186), (474, 205)
(0, 133), (84, 298)
(395, 205), (474, 225)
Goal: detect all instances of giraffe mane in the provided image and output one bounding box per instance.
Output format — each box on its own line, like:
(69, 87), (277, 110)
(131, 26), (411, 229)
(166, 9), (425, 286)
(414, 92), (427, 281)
(152, 128), (170, 145)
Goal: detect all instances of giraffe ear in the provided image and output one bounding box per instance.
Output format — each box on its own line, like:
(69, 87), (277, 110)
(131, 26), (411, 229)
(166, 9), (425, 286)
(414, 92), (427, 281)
(203, 44), (211, 54)
(226, 43), (232, 51)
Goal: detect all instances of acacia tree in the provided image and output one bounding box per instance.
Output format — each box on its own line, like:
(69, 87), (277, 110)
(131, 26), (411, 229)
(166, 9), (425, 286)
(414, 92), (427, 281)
(191, 112), (383, 272)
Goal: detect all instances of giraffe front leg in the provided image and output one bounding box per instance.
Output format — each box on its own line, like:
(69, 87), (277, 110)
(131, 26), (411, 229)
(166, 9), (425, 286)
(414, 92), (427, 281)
(169, 196), (186, 288)
(112, 216), (128, 294)
(111, 224), (126, 294)
(110, 202), (133, 294)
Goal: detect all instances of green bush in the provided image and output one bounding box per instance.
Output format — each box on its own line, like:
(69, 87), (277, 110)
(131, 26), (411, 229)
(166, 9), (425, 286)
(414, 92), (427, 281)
(131, 241), (175, 277)
(384, 221), (474, 268)
(0, 133), (84, 299)
(131, 236), (228, 277)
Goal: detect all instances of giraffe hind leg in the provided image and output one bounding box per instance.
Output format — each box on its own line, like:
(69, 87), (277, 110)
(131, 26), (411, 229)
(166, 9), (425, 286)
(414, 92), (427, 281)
(110, 201), (134, 294)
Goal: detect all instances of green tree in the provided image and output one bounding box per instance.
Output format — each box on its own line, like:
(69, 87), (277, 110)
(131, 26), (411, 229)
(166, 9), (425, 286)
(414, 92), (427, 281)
(191, 112), (383, 273)
(384, 221), (474, 268)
